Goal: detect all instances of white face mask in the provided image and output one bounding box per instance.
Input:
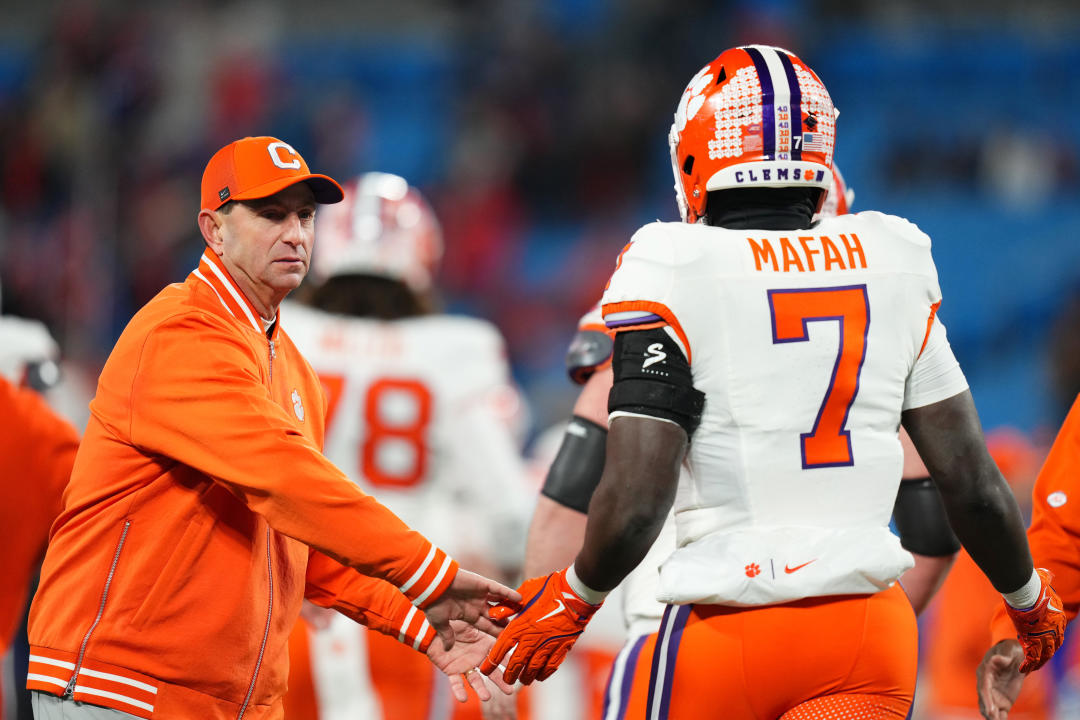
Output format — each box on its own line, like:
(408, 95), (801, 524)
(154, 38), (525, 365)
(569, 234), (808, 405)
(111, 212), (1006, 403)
(669, 123), (690, 223)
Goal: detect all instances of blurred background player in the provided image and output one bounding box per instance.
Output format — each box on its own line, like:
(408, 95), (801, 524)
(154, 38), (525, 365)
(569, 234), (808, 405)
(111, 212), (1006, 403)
(482, 44), (1062, 719)
(281, 172), (532, 720)
(917, 429), (1055, 720)
(0, 307), (79, 720)
(513, 164), (964, 720)
(977, 392), (1080, 719)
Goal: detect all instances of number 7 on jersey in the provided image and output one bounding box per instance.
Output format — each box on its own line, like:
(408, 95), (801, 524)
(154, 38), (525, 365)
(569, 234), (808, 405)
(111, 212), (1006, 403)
(768, 285), (869, 469)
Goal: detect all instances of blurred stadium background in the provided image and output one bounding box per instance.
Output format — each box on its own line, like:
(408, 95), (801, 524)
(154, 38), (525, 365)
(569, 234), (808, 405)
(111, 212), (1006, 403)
(3, 1), (1080, 719)
(2, 0), (1079, 439)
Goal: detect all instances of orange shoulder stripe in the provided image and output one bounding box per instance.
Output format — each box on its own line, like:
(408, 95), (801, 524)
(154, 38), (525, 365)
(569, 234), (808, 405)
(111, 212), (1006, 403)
(602, 300), (692, 365)
(918, 301), (941, 359)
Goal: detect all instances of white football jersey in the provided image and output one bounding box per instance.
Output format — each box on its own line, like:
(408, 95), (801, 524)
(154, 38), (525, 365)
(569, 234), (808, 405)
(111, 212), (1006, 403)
(576, 302), (604, 334)
(283, 301), (531, 563)
(304, 613), (381, 720)
(601, 211), (968, 607)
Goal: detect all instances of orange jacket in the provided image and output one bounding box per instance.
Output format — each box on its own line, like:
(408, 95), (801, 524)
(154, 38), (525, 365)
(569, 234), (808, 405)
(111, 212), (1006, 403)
(990, 393), (1080, 647)
(0, 376), (79, 653)
(27, 250), (454, 720)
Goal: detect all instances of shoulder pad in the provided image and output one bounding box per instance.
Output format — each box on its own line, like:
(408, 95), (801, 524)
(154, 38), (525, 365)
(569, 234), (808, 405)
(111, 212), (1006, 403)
(856, 211), (932, 249)
(565, 328), (613, 385)
(624, 222), (686, 263)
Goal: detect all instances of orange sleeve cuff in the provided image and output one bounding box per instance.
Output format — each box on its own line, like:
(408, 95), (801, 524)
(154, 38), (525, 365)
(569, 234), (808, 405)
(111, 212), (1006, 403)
(396, 544), (459, 610)
(307, 558), (438, 653)
(990, 603), (1017, 645)
(367, 585), (437, 652)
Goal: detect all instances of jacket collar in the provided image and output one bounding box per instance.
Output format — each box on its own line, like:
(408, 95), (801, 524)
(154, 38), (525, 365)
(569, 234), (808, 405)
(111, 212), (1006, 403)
(190, 250), (280, 338)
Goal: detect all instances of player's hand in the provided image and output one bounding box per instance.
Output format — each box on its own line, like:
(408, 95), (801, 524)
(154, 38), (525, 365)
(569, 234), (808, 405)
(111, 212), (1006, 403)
(977, 639), (1024, 720)
(427, 620), (515, 702)
(423, 569), (520, 650)
(1001, 568), (1066, 673)
(479, 568), (601, 685)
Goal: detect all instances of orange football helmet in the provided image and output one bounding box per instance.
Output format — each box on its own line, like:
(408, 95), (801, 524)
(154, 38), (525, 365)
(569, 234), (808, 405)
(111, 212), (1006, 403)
(311, 172), (443, 292)
(669, 45), (837, 223)
(818, 163), (854, 220)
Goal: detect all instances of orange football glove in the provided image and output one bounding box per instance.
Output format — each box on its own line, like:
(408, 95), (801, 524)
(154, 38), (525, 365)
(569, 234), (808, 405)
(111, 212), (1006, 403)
(1003, 568), (1067, 673)
(479, 568), (602, 685)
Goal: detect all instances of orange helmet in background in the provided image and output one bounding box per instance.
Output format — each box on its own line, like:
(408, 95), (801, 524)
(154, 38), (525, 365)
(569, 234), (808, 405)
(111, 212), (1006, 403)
(818, 163), (855, 219)
(986, 427), (1042, 495)
(669, 45), (837, 223)
(311, 172), (443, 293)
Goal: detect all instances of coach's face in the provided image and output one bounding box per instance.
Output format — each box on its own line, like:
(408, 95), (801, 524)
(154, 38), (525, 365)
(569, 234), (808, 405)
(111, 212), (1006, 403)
(200, 182), (317, 318)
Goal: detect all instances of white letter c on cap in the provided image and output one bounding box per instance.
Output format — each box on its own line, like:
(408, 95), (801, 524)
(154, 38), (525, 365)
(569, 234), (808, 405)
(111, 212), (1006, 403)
(267, 141), (301, 170)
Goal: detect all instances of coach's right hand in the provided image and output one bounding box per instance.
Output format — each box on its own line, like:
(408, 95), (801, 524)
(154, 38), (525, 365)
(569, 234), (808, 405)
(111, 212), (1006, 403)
(425, 569), (520, 650)
(977, 639), (1024, 720)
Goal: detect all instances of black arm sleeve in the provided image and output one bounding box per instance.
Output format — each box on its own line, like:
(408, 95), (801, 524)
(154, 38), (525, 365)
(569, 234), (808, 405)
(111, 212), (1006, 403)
(608, 327), (704, 437)
(892, 476), (962, 556)
(539, 416), (607, 513)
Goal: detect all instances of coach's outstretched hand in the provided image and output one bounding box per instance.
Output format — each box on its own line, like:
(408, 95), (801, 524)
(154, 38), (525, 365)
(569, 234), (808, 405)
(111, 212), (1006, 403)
(427, 620), (515, 702)
(425, 569), (520, 650)
(977, 639), (1024, 720)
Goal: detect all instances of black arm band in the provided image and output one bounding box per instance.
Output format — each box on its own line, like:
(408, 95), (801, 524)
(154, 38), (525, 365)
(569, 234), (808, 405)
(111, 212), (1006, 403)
(892, 476), (962, 556)
(608, 380), (705, 435)
(608, 328), (705, 437)
(539, 416), (608, 513)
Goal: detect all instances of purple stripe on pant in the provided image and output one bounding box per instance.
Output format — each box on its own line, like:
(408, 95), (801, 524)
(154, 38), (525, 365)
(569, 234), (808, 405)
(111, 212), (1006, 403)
(646, 604), (692, 720)
(601, 633), (649, 720)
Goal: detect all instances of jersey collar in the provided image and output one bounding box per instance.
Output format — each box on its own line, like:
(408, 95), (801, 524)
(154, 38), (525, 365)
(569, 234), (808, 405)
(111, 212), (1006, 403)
(190, 249), (269, 335)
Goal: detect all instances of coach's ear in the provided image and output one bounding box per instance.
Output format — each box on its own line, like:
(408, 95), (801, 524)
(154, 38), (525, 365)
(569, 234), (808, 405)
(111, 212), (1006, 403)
(198, 209), (226, 256)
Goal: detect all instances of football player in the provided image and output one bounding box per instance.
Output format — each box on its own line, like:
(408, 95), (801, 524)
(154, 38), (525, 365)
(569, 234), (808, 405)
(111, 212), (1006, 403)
(978, 396), (1080, 719)
(0, 313), (79, 715)
(512, 165), (962, 720)
(281, 172), (532, 720)
(481, 45), (1062, 719)
(919, 431), (1054, 720)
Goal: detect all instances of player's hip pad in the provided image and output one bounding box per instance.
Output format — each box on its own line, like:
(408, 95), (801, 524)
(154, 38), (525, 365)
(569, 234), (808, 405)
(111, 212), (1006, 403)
(656, 525), (914, 607)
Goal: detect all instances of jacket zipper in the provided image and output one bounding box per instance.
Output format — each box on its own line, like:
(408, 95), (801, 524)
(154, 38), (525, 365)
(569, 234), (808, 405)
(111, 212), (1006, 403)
(237, 525), (273, 720)
(238, 339), (275, 716)
(267, 339), (275, 384)
(65, 520), (131, 697)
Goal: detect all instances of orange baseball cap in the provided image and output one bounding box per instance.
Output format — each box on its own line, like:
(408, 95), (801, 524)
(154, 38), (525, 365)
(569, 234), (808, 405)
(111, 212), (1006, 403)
(201, 136), (345, 211)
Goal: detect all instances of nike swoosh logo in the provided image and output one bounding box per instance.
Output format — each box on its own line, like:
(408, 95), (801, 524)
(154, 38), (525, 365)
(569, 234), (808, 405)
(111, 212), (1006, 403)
(1049, 601), (1063, 614)
(784, 560), (816, 574)
(537, 599), (565, 623)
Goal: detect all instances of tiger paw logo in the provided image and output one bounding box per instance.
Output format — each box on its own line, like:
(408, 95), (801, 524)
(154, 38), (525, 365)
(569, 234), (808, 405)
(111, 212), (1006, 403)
(291, 389), (305, 422)
(673, 65), (714, 133)
(745, 563), (761, 578)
